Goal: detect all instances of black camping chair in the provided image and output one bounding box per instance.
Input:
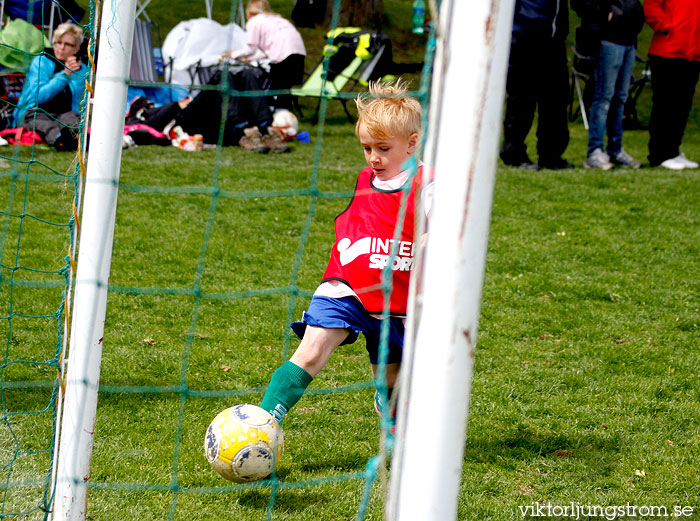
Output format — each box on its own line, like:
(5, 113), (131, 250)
(569, 26), (597, 129)
(622, 55), (650, 130)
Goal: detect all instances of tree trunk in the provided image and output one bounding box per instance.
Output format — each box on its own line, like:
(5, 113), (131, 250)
(326, 0), (384, 30)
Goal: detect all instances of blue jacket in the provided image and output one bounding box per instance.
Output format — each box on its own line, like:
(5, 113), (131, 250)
(13, 53), (88, 126)
(513, 0), (569, 40)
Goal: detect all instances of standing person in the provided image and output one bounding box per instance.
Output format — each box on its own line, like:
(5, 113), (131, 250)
(644, 0), (700, 170)
(258, 80), (431, 430)
(13, 22), (87, 151)
(500, 0), (574, 170)
(573, 0), (645, 170)
(229, 0), (306, 110)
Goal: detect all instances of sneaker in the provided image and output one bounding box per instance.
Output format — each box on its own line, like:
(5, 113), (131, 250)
(239, 127), (270, 153)
(166, 124), (185, 141)
(173, 133), (203, 152)
(610, 149), (641, 168)
(54, 130), (78, 152)
(374, 390), (397, 435)
(678, 153), (699, 169)
(375, 392), (396, 456)
(500, 153), (539, 170)
(373, 390), (385, 418)
(262, 128), (291, 153)
(584, 148), (613, 170)
(539, 157), (575, 170)
(660, 155), (688, 170)
(122, 134), (137, 149)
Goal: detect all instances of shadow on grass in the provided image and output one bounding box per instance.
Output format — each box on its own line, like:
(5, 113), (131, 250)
(465, 422), (622, 470)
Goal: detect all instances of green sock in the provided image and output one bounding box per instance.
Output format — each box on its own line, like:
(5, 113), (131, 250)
(260, 361), (313, 425)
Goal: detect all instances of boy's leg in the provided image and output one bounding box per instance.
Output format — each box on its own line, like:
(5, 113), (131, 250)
(365, 317), (405, 424)
(260, 326), (349, 425)
(371, 362), (400, 418)
(371, 363), (401, 390)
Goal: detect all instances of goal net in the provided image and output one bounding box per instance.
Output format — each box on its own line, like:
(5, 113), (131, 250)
(0, 0), (513, 519)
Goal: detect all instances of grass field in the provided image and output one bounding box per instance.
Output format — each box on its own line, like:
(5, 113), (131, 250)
(1, 1), (700, 520)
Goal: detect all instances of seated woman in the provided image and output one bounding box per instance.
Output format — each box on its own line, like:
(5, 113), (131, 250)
(13, 22), (88, 151)
(229, 0), (306, 110)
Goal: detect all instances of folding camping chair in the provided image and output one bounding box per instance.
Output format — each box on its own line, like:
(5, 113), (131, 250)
(568, 26), (596, 129)
(292, 27), (390, 123)
(0, 72), (23, 129)
(0, 71), (24, 101)
(131, 19), (159, 82)
(623, 55), (650, 130)
(189, 59), (271, 99)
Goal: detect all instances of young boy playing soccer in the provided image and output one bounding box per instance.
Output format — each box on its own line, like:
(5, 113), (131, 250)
(260, 80), (430, 427)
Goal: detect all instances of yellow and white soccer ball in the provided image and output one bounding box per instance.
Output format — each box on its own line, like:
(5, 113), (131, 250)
(204, 403), (284, 483)
(272, 109), (299, 140)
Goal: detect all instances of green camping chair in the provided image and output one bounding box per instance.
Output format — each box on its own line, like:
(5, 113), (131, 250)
(292, 27), (389, 123)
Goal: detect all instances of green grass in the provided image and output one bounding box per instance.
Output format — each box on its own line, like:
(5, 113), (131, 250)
(2, 1), (700, 520)
(3, 109), (699, 520)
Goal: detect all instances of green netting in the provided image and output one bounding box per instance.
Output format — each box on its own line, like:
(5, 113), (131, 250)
(0, 0), (97, 518)
(0, 0), (435, 519)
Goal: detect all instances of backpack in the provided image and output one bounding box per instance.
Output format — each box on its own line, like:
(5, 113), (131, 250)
(324, 28), (392, 82)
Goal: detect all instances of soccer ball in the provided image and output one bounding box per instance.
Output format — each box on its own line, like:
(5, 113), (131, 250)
(272, 109), (299, 140)
(204, 403), (284, 483)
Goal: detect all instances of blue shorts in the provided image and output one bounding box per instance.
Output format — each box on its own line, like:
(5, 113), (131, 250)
(290, 296), (405, 365)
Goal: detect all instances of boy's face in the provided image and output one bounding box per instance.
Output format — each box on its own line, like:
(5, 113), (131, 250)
(358, 123), (418, 181)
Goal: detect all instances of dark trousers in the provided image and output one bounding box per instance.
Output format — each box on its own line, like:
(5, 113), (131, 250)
(269, 53), (305, 110)
(133, 102), (181, 131)
(22, 109), (80, 150)
(647, 55), (700, 166)
(501, 33), (570, 164)
(177, 67), (273, 145)
(125, 102), (181, 146)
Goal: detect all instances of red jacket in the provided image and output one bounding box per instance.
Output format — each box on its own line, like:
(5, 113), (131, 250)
(644, 0), (700, 63)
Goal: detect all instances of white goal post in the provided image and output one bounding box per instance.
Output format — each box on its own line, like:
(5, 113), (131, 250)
(388, 0), (515, 520)
(51, 1), (138, 520)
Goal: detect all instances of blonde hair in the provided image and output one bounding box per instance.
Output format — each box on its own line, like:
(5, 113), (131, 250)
(246, 0), (275, 17)
(52, 22), (84, 47)
(355, 79), (422, 140)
